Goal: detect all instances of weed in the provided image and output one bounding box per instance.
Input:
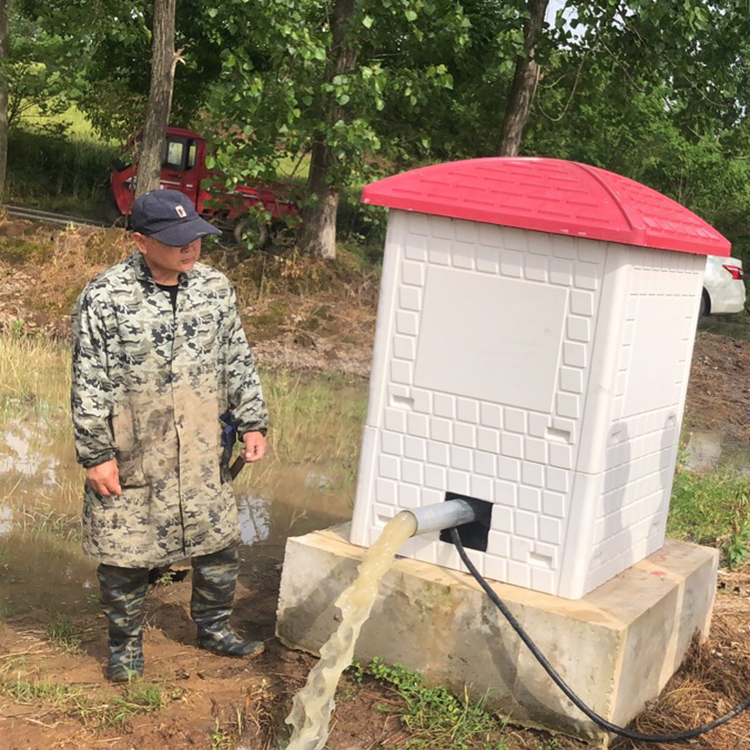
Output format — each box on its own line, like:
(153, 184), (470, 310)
(46, 617), (81, 653)
(0, 675), (74, 704)
(0, 670), (173, 730)
(101, 682), (167, 727)
(360, 658), (499, 749)
(240, 678), (289, 750)
(6, 127), (117, 218)
(668, 468), (750, 567)
(721, 525), (750, 568)
(210, 720), (233, 750)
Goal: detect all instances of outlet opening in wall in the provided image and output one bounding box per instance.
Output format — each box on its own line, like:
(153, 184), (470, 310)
(439, 493), (492, 552)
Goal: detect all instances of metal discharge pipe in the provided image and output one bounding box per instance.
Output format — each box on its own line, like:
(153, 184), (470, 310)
(405, 497), (490, 537)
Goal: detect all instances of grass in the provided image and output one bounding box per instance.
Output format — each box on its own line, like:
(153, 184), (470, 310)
(352, 659), (505, 749)
(0, 329), (366, 493)
(0, 329), (72, 424)
(7, 127), (118, 218)
(20, 103), (101, 140)
(0, 668), (172, 729)
(46, 617), (81, 653)
(667, 468), (750, 567)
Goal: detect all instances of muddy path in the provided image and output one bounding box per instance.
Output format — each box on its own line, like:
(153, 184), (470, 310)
(0, 568), (407, 750)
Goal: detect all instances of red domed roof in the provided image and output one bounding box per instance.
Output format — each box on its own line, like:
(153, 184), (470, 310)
(362, 157), (730, 257)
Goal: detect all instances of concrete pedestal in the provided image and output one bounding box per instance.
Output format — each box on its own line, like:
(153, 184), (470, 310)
(276, 524), (718, 743)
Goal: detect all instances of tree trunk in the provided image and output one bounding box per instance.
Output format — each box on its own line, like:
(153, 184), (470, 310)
(136, 0), (178, 197)
(0, 0), (9, 205)
(298, 0), (357, 259)
(497, 0), (548, 157)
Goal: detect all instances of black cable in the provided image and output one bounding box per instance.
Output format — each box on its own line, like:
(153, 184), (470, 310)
(449, 527), (750, 743)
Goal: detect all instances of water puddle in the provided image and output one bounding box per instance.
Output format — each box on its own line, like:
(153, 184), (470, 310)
(684, 431), (750, 474)
(0, 417), (355, 617)
(286, 511), (417, 750)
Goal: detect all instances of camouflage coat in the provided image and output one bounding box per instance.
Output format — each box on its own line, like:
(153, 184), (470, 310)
(71, 252), (267, 567)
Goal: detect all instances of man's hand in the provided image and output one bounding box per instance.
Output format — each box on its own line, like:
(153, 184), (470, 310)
(242, 431), (266, 463)
(86, 459), (122, 497)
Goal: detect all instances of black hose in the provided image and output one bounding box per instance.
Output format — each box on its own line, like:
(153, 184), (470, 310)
(449, 527), (750, 743)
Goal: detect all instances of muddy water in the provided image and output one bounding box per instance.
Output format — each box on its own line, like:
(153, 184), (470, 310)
(0, 417), (354, 617)
(684, 430), (750, 473)
(286, 511), (418, 750)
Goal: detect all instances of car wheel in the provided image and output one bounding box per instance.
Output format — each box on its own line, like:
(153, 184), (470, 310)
(233, 217), (269, 249)
(699, 291), (709, 319)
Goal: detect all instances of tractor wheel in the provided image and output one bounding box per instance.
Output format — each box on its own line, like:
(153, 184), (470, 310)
(233, 217), (270, 249)
(103, 193), (128, 228)
(270, 220), (298, 248)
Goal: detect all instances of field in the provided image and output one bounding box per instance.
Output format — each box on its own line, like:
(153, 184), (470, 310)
(1, 218), (750, 748)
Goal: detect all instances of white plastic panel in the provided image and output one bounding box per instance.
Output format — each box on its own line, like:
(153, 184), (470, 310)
(414, 269), (567, 411)
(351, 210), (705, 599)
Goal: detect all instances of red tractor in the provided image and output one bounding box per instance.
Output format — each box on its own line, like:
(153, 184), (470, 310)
(106, 126), (299, 246)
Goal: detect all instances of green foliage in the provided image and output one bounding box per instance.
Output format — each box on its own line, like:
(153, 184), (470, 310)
(4, 11), (84, 133)
(6, 127), (117, 215)
(356, 658), (500, 749)
(668, 468), (750, 567)
(204, 0), (471, 192)
(210, 721), (233, 750)
(526, 0), (750, 265)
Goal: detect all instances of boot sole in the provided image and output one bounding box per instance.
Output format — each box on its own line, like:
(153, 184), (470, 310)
(107, 669), (143, 683)
(197, 642), (265, 659)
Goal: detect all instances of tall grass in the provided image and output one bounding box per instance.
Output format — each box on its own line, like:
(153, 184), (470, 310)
(0, 332), (367, 495)
(0, 331), (71, 424)
(6, 127), (118, 217)
(260, 370), (366, 465)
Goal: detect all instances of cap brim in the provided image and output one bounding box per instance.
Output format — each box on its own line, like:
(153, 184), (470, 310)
(147, 216), (222, 246)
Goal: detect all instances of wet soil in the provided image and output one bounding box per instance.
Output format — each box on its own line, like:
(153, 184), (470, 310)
(3, 219), (750, 748)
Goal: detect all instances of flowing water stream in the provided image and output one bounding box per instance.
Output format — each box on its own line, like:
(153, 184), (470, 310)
(285, 510), (418, 750)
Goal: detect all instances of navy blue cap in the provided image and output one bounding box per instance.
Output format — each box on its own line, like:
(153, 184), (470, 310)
(131, 189), (221, 246)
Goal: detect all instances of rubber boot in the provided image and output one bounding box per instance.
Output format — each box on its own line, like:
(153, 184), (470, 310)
(97, 564), (149, 682)
(190, 542), (264, 658)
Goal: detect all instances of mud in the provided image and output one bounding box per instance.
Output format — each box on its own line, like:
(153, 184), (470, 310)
(2, 220), (750, 748)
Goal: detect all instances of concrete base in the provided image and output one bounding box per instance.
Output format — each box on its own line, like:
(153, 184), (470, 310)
(276, 524), (718, 743)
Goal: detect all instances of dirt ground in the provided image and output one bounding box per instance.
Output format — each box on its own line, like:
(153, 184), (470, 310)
(2, 219), (750, 748)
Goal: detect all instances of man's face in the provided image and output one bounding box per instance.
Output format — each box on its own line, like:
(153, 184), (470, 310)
(134, 234), (202, 277)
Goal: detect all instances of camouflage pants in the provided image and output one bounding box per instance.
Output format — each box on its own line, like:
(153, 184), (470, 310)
(98, 541), (240, 663)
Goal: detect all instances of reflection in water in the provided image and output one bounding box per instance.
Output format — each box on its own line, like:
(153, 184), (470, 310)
(0, 505), (13, 535)
(0, 416), (354, 616)
(235, 465), (353, 574)
(238, 494), (271, 545)
(0, 420), (62, 484)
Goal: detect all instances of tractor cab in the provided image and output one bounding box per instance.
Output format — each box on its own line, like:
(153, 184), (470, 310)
(108, 127), (209, 220)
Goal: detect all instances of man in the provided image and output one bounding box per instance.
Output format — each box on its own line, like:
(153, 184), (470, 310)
(71, 189), (268, 682)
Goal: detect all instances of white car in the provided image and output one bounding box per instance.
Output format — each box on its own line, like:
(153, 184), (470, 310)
(701, 255), (745, 317)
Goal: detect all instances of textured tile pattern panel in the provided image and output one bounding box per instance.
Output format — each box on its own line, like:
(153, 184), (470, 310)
(351, 212), (704, 598)
(583, 248), (704, 592)
(353, 213), (605, 594)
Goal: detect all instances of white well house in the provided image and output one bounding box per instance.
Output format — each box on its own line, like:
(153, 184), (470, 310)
(350, 157), (730, 599)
